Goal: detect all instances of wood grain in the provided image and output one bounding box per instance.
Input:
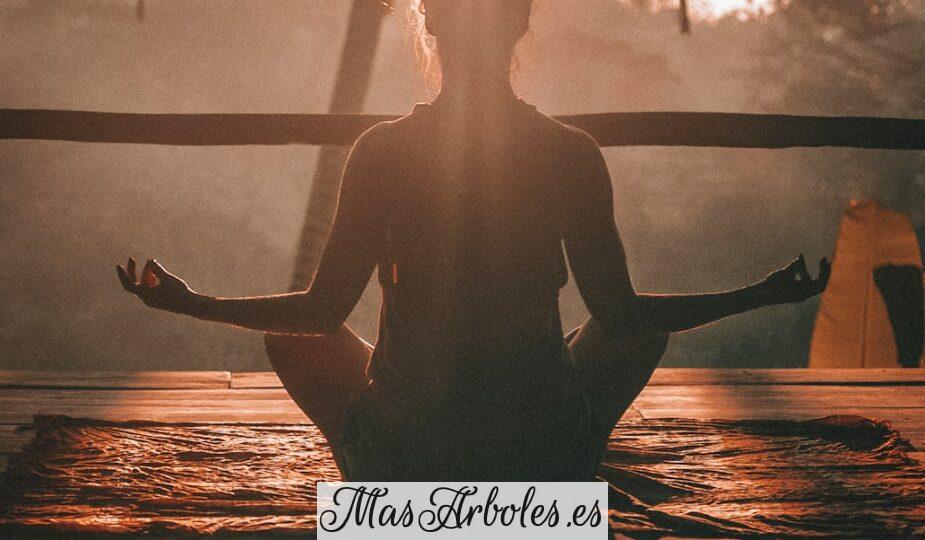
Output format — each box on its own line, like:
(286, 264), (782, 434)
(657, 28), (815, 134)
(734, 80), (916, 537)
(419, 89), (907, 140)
(0, 371), (231, 390)
(647, 368), (925, 385)
(1, 370), (922, 456)
(229, 369), (925, 389)
(231, 372), (284, 389)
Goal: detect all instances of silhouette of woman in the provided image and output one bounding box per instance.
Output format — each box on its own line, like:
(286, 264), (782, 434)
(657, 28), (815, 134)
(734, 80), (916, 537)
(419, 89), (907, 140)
(118, 0), (829, 481)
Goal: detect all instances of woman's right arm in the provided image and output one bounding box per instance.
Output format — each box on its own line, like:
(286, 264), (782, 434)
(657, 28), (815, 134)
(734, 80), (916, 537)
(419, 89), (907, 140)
(117, 125), (388, 335)
(561, 130), (829, 339)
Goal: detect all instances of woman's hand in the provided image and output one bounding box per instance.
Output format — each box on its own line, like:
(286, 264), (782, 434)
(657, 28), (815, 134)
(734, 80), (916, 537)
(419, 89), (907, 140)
(761, 254), (831, 305)
(116, 257), (197, 315)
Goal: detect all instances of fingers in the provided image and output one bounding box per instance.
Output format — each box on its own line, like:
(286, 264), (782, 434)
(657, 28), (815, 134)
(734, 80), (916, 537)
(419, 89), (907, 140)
(783, 255), (808, 281)
(141, 260), (161, 288)
(819, 257), (831, 279)
(779, 254), (827, 301)
(145, 259), (171, 288)
(814, 257), (832, 294)
(117, 257), (167, 294)
(149, 260), (169, 280)
(795, 254), (813, 284)
(118, 257), (140, 292)
(127, 257), (137, 284)
(116, 264), (135, 292)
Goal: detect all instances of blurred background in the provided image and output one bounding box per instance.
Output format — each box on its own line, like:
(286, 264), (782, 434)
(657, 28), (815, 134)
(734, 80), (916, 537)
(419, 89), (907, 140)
(1, 0), (922, 371)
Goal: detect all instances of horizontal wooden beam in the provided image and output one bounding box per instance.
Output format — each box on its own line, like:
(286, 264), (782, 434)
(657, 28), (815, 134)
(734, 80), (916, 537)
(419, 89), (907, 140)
(2, 108), (923, 149)
(3, 369), (923, 390)
(230, 369), (925, 389)
(0, 371), (231, 390)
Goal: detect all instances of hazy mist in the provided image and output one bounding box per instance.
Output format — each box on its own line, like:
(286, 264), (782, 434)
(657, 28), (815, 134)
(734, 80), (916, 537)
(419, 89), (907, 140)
(1, 0), (922, 371)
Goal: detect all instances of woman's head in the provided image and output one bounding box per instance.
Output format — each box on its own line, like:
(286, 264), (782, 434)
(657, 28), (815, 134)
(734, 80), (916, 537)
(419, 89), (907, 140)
(409, 0), (533, 93)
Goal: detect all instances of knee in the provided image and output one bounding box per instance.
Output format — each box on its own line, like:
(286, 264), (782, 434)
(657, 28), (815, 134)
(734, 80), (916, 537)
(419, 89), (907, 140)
(577, 317), (669, 358)
(616, 332), (669, 377)
(263, 332), (331, 372)
(264, 332), (327, 354)
(264, 328), (372, 373)
(639, 332), (670, 359)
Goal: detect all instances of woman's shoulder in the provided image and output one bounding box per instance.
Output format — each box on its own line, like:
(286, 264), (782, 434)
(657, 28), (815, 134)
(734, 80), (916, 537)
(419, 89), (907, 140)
(547, 118), (599, 153)
(512, 102), (599, 149)
(353, 103), (429, 150)
(355, 100), (598, 156)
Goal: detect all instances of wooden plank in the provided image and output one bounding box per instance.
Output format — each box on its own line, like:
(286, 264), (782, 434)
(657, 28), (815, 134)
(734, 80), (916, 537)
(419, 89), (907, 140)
(0, 402), (309, 425)
(7, 407), (914, 448)
(634, 384), (925, 409)
(647, 368), (925, 386)
(3, 368), (922, 391)
(0, 384), (642, 425)
(0, 387), (301, 424)
(2, 389), (921, 424)
(630, 407), (925, 447)
(632, 406), (925, 422)
(3, 109), (923, 149)
(0, 371), (231, 390)
(9, 395), (914, 426)
(230, 369), (925, 389)
(232, 372), (283, 389)
(0, 372), (922, 449)
(6, 384), (905, 411)
(904, 433), (925, 449)
(0, 388), (291, 402)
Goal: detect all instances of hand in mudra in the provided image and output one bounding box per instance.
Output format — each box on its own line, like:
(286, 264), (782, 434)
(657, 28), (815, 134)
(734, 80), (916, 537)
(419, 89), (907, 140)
(762, 254), (831, 304)
(117, 257), (196, 314)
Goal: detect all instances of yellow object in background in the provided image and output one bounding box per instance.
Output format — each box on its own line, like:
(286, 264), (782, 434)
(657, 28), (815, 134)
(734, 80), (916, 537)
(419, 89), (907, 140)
(810, 200), (924, 368)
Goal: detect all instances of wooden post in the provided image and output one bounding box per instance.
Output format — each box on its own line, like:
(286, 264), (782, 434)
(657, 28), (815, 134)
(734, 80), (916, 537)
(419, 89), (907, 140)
(289, 1), (387, 290)
(679, 0), (691, 34)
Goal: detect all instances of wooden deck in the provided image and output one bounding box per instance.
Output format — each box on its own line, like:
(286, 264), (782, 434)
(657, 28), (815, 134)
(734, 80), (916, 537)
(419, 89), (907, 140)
(2, 368), (924, 473)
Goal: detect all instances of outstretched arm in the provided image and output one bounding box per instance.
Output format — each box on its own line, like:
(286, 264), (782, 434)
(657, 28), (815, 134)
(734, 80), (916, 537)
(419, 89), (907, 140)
(117, 127), (387, 335)
(630, 254), (829, 333)
(562, 130), (830, 339)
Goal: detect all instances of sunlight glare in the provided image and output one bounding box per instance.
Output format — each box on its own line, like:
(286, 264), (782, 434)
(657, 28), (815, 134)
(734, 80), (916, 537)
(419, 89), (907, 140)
(621, 0), (779, 21)
(690, 0), (777, 20)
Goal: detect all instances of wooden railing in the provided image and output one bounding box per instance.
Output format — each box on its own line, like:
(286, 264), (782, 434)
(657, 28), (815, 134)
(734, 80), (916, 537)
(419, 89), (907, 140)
(2, 109), (923, 149)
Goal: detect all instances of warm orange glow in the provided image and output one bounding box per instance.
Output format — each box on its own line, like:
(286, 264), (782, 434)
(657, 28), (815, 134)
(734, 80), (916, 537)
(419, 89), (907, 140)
(406, 0), (778, 92)
(689, 0), (776, 20)
(622, 0), (778, 21)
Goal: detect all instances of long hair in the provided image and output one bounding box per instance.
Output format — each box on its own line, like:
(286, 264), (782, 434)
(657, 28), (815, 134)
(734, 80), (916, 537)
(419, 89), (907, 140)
(408, 0), (441, 95)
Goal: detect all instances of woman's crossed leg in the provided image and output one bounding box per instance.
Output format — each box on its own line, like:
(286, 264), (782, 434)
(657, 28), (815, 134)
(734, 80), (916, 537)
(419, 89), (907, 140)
(263, 327), (371, 461)
(264, 319), (667, 480)
(566, 318), (670, 476)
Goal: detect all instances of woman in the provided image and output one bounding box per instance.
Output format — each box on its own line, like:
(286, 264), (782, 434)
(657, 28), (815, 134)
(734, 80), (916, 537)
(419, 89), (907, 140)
(118, 0), (829, 481)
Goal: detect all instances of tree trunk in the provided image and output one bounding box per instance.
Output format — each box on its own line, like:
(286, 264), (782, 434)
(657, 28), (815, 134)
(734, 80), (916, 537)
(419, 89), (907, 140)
(289, 1), (386, 290)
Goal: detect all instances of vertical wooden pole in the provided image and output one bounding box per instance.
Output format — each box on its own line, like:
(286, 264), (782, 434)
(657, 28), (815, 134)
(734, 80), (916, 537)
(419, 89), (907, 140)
(289, 1), (387, 290)
(679, 0), (691, 34)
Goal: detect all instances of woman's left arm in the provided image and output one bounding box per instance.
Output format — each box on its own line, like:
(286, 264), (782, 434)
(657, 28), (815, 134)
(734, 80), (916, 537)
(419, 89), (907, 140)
(117, 126), (387, 335)
(632, 254), (831, 334)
